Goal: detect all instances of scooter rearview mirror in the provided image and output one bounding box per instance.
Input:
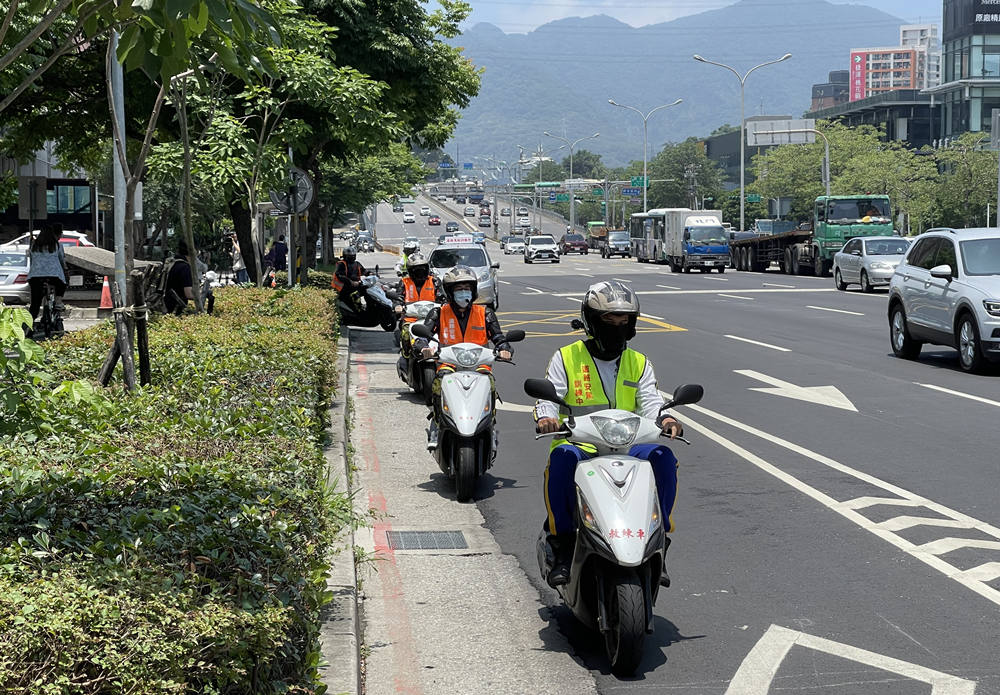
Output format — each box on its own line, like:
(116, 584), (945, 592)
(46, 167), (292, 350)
(666, 384), (704, 409)
(570, 318), (585, 331)
(410, 323), (433, 340)
(505, 329), (526, 343)
(523, 378), (570, 410)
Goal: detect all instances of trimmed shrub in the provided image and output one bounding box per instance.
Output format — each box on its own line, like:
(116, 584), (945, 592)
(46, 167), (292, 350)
(0, 288), (350, 693)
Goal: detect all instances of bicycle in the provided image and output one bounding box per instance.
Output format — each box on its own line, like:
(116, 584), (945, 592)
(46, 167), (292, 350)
(34, 278), (64, 341)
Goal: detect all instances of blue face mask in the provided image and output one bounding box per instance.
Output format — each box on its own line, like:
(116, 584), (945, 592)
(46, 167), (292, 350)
(453, 289), (473, 308)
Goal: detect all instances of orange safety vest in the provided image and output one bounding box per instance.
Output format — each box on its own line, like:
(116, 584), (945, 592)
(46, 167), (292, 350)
(439, 304), (487, 346)
(331, 260), (361, 291)
(402, 277), (438, 323)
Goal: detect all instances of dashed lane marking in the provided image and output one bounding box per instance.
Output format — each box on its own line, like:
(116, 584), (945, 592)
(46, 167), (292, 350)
(678, 402), (1000, 609)
(724, 335), (791, 352)
(657, 284), (681, 290)
(915, 383), (1000, 409)
(807, 305), (865, 316)
(718, 293), (754, 300)
(554, 288), (839, 297)
(762, 282), (795, 288)
(496, 309), (685, 337)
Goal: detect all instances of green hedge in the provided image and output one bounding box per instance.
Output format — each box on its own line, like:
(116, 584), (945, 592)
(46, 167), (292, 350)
(271, 270), (333, 289)
(0, 289), (349, 693)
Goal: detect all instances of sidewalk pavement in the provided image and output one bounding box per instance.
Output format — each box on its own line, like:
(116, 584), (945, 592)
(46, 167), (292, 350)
(345, 326), (598, 695)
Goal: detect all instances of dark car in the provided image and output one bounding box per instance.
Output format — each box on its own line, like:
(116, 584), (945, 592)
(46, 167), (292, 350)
(445, 221), (461, 233)
(558, 233), (589, 255)
(392, 203), (404, 212)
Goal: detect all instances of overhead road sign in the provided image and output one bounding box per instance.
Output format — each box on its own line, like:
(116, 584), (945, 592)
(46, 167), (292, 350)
(463, 162), (474, 169)
(438, 162), (453, 169)
(630, 176), (648, 187)
(592, 188), (604, 196)
(549, 193), (557, 201)
(556, 194), (570, 202)
(622, 187), (641, 197)
(746, 193), (762, 203)
(535, 181), (561, 188)
(746, 119), (816, 146)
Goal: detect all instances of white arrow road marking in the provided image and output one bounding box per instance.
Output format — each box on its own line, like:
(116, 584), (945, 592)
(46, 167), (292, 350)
(676, 403), (1000, 608)
(726, 624), (976, 695)
(736, 369), (858, 411)
(725, 335), (791, 352)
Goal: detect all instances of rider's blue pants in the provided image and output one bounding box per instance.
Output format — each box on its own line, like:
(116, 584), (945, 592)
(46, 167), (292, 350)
(544, 443), (678, 537)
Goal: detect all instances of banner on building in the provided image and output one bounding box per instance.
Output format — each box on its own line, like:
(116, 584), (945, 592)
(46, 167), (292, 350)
(850, 51), (867, 102)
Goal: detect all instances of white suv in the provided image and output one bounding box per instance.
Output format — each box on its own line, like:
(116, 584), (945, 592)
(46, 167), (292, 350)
(888, 228), (1000, 373)
(524, 235), (559, 264)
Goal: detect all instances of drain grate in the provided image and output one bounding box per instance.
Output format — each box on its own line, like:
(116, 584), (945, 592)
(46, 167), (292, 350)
(386, 530), (468, 550)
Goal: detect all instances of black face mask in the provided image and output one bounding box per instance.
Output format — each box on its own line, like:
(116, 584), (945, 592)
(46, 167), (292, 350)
(588, 319), (631, 360)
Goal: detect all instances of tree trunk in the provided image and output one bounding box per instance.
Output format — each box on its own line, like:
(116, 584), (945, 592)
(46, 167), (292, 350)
(228, 197), (256, 284)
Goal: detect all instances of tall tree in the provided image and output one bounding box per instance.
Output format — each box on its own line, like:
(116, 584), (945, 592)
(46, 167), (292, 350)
(646, 138), (724, 209)
(934, 131), (997, 229)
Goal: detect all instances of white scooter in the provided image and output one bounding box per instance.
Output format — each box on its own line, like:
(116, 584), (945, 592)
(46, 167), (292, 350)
(523, 378), (704, 677)
(411, 323), (525, 502)
(397, 301), (440, 406)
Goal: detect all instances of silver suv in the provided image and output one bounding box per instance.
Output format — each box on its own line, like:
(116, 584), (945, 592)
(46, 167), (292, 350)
(888, 228), (1000, 373)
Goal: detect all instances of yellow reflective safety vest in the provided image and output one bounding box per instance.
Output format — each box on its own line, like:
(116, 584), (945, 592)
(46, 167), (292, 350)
(551, 340), (647, 452)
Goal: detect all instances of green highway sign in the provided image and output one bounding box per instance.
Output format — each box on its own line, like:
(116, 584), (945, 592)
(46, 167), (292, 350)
(630, 176), (648, 187)
(746, 193), (762, 203)
(592, 188), (604, 196)
(535, 181), (561, 188)
(556, 193), (570, 202)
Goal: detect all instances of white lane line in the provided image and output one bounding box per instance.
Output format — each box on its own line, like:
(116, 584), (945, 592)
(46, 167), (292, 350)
(498, 280), (511, 285)
(554, 288), (838, 297)
(703, 275), (729, 281)
(678, 402), (1000, 609)
(613, 277), (630, 283)
(524, 287), (543, 294)
(718, 293), (754, 300)
(641, 312), (665, 321)
(726, 624), (976, 695)
(915, 382), (1000, 409)
(807, 305), (865, 316)
(657, 284), (681, 290)
(725, 335), (790, 352)
(763, 282), (795, 288)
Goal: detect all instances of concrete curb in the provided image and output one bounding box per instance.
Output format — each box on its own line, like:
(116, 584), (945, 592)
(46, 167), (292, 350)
(318, 327), (360, 695)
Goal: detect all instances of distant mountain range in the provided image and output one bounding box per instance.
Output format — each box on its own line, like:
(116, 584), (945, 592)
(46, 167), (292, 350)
(447, 0), (909, 167)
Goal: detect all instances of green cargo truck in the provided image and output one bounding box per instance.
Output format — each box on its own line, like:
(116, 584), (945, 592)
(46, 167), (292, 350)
(730, 195), (893, 276)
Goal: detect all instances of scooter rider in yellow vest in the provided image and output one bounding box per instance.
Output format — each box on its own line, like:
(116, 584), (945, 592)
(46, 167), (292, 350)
(533, 280), (682, 588)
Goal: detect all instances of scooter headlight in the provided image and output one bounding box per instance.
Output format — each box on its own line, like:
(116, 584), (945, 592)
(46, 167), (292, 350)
(454, 347), (482, 367)
(591, 415), (640, 447)
(577, 487), (601, 534)
(414, 304), (434, 319)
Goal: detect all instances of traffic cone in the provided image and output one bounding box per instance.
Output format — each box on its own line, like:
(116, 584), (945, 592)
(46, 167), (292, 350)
(100, 276), (112, 309)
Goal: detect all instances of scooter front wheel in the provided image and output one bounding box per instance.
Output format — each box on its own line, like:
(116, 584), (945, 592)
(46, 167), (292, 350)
(421, 365), (435, 406)
(604, 570), (646, 677)
(455, 443), (476, 503)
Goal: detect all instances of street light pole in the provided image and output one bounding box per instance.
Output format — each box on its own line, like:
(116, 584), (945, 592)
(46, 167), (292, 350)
(693, 52), (791, 231)
(608, 98), (683, 213)
(544, 131), (599, 232)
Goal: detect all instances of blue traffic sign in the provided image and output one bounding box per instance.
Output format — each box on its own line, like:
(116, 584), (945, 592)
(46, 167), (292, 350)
(622, 187), (641, 197)
(549, 192), (557, 201)
(463, 162), (473, 170)
(439, 162), (452, 169)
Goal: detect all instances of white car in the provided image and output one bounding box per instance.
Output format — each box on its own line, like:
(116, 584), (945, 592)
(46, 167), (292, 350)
(524, 235), (559, 264)
(419, 206), (431, 216)
(505, 237), (525, 255)
(516, 216), (531, 229)
(517, 207), (529, 217)
(833, 236), (910, 292)
(888, 227), (1000, 373)
(403, 212), (416, 223)
(464, 206), (477, 217)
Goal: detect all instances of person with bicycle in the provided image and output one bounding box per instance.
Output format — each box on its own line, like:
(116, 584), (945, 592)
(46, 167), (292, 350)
(27, 223), (68, 333)
(164, 240), (195, 314)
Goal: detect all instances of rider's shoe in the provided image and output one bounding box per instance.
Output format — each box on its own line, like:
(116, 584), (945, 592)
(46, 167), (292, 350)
(426, 422), (439, 451)
(660, 535), (672, 587)
(546, 534), (572, 588)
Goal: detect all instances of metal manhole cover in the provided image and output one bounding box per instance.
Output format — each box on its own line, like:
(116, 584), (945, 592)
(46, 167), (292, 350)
(386, 530), (468, 550)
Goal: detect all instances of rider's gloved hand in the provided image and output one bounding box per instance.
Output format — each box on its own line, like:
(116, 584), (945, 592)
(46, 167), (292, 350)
(394, 305), (403, 315)
(498, 349), (512, 361)
(658, 416), (682, 439)
(421, 347), (435, 359)
(537, 417), (560, 434)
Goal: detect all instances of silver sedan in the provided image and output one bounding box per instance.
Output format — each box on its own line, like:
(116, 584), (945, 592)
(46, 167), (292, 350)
(834, 236), (911, 292)
(0, 250), (30, 304)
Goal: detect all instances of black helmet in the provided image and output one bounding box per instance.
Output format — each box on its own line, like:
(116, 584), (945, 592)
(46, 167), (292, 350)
(442, 265), (478, 304)
(407, 252), (430, 284)
(580, 280), (639, 360)
(343, 246), (357, 263)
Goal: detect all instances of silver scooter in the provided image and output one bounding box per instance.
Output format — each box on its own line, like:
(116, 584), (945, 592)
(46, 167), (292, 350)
(397, 301), (440, 406)
(523, 378), (704, 677)
(411, 323), (525, 502)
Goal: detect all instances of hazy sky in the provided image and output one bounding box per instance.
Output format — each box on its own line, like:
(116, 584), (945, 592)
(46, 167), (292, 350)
(463, 0), (943, 33)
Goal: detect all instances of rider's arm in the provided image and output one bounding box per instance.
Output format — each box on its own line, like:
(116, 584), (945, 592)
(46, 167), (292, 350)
(413, 307), (441, 351)
(532, 351), (569, 423)
(636, 361), (681, 435)
(483, 308), (510, 352)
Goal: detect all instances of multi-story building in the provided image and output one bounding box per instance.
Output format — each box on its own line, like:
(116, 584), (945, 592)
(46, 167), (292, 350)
(811, 70), (850, 111)
(901, 23), (942, 88)
(925, 0), (1000, 139)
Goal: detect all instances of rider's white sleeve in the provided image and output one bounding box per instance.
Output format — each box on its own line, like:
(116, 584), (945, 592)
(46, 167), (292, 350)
(533, 351), (567, 422)
(636, 361), (668, 420)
